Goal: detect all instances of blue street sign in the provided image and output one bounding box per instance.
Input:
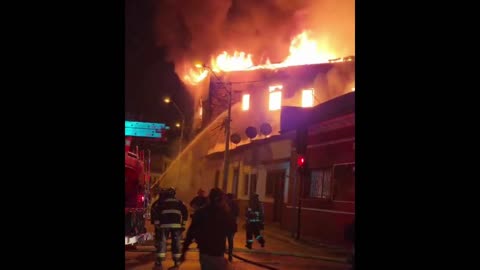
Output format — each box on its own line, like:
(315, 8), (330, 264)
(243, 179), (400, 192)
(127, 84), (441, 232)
(125, 121), (169, 138)
(125, 121), (165, 130)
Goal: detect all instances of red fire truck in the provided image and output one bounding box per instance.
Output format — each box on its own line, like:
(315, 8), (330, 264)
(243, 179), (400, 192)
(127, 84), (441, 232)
(125, 139), (153, 245)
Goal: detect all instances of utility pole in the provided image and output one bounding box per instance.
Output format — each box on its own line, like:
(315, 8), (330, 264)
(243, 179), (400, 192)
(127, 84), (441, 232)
(222, 84), (232, 189)
(200, 64), (233, 190)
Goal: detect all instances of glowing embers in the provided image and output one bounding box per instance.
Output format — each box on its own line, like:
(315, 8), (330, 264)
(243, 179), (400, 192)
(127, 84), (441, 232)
(242, 94), (250, 111)
(302, 89), (314, 107)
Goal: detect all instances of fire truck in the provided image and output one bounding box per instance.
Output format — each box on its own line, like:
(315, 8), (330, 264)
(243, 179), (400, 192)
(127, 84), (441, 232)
(125, 143), (153, 246)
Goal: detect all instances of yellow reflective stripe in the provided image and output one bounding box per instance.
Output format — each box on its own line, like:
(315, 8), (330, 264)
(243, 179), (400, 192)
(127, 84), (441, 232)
(173, 254), (182, 258)
(159, 224), (182, 228)
(161, 209), (182, 215)
(165, 199), (177, 202)
(157, 253), (166, 258)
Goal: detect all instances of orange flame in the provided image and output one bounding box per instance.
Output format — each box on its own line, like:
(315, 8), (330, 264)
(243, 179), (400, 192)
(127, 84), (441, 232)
(183, 30), (348, 85)
(183, 68), (208, 85)
(211, 51), (254, 72)
(280, 31), (336, 67)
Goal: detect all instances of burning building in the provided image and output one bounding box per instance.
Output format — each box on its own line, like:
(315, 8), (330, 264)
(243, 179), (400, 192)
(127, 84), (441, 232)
(153, 0), (355, 246)
(158, 57), (355, 246)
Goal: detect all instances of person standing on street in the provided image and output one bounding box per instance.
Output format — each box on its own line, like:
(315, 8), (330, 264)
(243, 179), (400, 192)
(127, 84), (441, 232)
(225, 193), (239, 262)
(190, 188), (208, 216)
(180, 188), (235, 270)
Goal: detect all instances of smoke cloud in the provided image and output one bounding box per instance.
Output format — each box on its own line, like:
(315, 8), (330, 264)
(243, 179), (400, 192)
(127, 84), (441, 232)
(153, 0), (354, 71)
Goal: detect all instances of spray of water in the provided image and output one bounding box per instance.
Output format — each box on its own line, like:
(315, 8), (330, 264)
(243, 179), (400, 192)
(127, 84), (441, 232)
(150, 104), (239, 201)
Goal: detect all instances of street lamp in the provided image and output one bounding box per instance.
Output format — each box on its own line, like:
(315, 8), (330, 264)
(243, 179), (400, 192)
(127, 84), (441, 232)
(163, 97), (185, 157)
(197, 64), (232, 190)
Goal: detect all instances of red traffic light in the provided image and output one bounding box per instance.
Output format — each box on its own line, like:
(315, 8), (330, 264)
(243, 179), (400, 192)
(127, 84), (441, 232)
(297, 155), (305, 167)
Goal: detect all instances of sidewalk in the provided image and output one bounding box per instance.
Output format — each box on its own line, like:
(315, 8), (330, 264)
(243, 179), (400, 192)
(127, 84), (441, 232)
(262, 223), (350, 253)
(234, 223), (349, 263)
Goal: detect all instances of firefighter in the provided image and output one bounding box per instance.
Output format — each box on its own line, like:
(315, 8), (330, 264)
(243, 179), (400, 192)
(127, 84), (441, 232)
(150, 188), (188, 269)
(150, 189), (167, 266)
(245, 193), (265, 249)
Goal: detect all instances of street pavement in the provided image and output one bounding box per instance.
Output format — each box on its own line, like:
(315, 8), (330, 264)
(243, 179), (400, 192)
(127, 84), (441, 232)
(126, 220), (351, 270)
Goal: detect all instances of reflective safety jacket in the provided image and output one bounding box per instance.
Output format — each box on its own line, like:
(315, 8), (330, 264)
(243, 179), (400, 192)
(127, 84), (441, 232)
(246, 203), (264, 224)
(151, 198), (188, 229)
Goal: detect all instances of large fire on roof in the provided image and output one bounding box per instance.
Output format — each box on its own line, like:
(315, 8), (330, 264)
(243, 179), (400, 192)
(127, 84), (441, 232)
(183, 30), (353, 85)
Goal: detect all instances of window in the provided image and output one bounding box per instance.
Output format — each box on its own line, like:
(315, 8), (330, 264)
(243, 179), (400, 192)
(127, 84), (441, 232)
(266, 170), (285, 198)
(242, 94), (250, 111)
(266, 176), (275, 197)
(250, 174), (257, 195)
(302, 89), (314, 107)
(333, 163), (355, 202)
(269, 85), (283, 92)
(214, 170), (220, 188)
(310, 168), (332, 199)
(268, 85), (283, 111)
(243, 174), (249, 195)
(269, 91), (282, 111)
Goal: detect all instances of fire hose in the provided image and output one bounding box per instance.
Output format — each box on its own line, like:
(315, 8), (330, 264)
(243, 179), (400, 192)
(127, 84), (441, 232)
(229, 252), (279, 270)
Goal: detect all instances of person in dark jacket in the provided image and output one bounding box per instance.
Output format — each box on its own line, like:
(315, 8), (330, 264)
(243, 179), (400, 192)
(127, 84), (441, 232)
(181, 188), (235, 270)
(245, 193), (265, 249)
(151, 188), (188, 269)
(190, 188), (208, 215)
(225, 193), (239, 262)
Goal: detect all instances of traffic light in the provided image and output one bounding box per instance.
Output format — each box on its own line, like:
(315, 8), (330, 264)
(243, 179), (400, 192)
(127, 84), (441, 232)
(137, 194), (144, 205)
(297, 154), (308, 174)
(297, 155), (305, 167)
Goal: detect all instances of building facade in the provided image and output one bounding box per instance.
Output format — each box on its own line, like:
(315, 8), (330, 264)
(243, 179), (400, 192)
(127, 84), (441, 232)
(159, 61), (355, 246)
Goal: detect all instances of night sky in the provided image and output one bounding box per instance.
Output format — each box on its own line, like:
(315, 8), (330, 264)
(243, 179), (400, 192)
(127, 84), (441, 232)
(125, 0), (193, 129)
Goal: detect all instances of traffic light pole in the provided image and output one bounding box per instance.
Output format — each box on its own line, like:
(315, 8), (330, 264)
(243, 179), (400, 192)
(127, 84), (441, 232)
(296, 169), (303, 240)
(295, 127), (308, 240)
